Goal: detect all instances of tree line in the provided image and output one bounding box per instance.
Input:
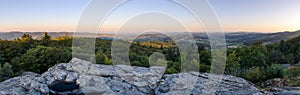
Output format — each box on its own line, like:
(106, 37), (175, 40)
(1, 32), (300, 84)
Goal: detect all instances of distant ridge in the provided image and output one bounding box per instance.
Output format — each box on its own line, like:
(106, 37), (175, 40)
(0, 32), (114, 40)
(1, 30), (300, 46)
(0, 32), (72, 40)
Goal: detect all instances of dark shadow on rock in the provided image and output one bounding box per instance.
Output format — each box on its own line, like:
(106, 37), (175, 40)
(49, 81), (84, 95)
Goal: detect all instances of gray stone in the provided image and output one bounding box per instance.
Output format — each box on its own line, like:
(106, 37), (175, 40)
(115, 65), (165, 88)
(0, 72), (48, 95)
(0, 58), (292, 95)
(155, 73), (265, 95)
(65, 72), (79, 83)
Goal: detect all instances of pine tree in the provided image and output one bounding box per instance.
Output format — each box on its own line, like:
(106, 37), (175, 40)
(41, 32), (51, 41)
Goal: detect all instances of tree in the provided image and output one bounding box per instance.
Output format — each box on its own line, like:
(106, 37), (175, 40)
(0, 63), (14, 81)
(166, 62), (180, 74)
(199, 63), (210, 72)
(104, 55), (113, 65)
(96, 49), (112, 65)
(96, 50), (105, 64)
(41, 32), (51, 41)
(238, 46), (269, 69)
(21, 33), (33, 42)
(286, 53), (295, 64)
(269, 49), (285, 64)
(13, 46), (72, 73)
(41, 32), (52, 46)
(199, 51), (211, 65)
(55, 33), (71, 41)
(0, 53), (5, 65)
(252, 40), (263, 46)
(279, 40), (287, 52)
(226, 51), (241, 76)
(0, 65), (2, 81)
(63, 33), (71, 40)
(265, 64), (286, 79)
(13, 37), (21, 42)
(160, 44), (164, 49)
(245, 67), (264, 83)
(20, 33), (34, 49)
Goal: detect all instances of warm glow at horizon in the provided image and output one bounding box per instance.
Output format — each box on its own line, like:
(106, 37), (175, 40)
(1, 24), (299, 33)
(0, 0), (299, 33)
(0, 24), (75, 32)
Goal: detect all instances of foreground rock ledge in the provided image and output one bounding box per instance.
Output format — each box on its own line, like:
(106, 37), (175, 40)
(0, 58), (266, 95)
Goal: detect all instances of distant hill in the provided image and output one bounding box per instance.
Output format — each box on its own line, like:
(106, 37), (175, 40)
(1, 30), (300, 47)
(0, 32), (71, 40)
(190, 30), (300, 46)
(0, 32), (114, 40)
(224, 30), (300, 45)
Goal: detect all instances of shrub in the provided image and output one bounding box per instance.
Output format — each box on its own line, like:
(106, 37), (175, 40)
(0, 63), (14, 81)
(245, 67), (265, 83)
(265, 64), (286, 79)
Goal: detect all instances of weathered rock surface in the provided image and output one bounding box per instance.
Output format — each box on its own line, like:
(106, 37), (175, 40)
(0, 72), (49, 95)
(0, 58), (283, 95)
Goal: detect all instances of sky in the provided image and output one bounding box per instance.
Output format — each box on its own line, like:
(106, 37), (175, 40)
(0, 0), (300, 33)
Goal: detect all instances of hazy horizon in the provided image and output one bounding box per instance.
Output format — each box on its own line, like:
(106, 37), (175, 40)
(1, 30), (300, 33)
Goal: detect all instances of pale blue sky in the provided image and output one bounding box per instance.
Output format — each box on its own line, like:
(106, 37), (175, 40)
(0, 0), (300, 32)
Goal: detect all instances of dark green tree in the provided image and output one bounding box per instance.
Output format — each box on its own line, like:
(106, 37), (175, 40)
(40, 32), (52, 46)
(265, 64), (286, 79)
(245, 67), (265, 83)
(13, 46), (71, 74)
(20, 33), (35, 50)
(0, 63), (14, 81)
(252, 40), (263, 46)
(0, 53), (5, 65)
(226, 51), (241, 76)
(41, 32), (51, 41)
(96, 49), (112, 65)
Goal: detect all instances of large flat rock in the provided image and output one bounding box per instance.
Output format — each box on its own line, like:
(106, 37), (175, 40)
(0, 58), (270, 95)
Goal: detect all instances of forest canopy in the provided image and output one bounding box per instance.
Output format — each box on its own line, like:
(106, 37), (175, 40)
(1, 32), (300, 85)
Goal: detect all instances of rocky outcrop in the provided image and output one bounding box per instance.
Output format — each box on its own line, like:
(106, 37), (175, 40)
(0, 72), (49, 95)
(1, 58), (267, 95)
